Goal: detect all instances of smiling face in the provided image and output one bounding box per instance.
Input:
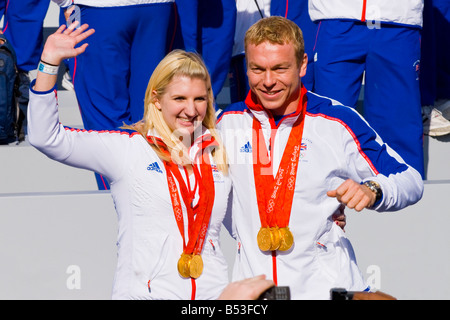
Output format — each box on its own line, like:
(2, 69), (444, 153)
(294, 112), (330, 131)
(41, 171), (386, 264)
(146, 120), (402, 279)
(246, 41), (307, 116)
(154, 75), (208, 144)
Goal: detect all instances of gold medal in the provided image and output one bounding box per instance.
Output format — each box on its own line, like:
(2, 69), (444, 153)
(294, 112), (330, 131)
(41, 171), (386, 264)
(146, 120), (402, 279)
(269, 227), (281, 251)
(189, 254), (204, 279)
(257, 227), (272, 251)
(257, 227), (282, 251)
(177, 253), (204, 278)
(177, 253), (192, 278)
(258, 227), (294, 252)
(278, 227), (294, 251)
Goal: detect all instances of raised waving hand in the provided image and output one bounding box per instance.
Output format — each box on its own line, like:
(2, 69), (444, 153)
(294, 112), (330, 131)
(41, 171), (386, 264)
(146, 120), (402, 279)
(34, 22), (95, 92)
(42, 21), (95, 65)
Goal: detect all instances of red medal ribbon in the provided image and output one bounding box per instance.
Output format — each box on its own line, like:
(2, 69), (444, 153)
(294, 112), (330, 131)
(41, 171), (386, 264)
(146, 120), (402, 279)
(147, 135), (217, 256)
(250, 85), (308, 229)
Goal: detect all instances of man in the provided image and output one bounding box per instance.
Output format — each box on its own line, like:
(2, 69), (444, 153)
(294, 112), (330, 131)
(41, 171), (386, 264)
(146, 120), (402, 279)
(217, 17), (423, 299)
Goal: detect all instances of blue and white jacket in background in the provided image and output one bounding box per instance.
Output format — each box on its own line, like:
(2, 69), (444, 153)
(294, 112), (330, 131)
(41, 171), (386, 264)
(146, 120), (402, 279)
(309, 0), (424, 27)
(52, 0), (173, 8)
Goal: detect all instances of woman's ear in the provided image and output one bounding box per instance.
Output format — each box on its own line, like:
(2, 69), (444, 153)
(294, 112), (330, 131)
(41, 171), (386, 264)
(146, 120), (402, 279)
(152, 90), (162, 110)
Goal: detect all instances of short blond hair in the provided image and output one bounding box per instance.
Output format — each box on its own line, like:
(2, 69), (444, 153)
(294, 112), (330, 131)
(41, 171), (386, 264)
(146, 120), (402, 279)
(245, 16), (305, 66)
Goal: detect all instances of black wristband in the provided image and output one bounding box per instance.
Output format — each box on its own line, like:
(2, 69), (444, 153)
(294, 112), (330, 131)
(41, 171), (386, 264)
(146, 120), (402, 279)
(40, 59), (59, 67)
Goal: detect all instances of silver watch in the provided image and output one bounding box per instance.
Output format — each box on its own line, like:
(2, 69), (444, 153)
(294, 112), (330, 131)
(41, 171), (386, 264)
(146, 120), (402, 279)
(363, 180), (382, 203)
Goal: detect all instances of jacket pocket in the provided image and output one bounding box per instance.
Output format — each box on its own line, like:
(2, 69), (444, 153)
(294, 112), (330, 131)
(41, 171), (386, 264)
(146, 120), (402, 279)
(314, 222), (356, 286)
(131, 227), (170, 297)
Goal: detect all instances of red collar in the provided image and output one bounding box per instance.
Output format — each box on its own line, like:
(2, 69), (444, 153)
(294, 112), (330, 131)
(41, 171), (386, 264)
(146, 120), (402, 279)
(244, 85), (308, 122)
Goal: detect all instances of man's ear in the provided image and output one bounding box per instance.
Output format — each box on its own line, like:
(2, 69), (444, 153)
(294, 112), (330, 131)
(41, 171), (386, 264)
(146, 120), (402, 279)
(299, 53), (308, 78)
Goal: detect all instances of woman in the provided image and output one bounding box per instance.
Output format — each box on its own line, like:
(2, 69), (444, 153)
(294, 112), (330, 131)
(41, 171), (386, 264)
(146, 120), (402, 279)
(28, 22), (272, 299)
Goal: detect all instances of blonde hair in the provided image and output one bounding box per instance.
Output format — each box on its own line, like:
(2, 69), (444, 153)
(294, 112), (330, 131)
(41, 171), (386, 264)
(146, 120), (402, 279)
(124, 50), (227, 174)
(245, 16), (305, 66)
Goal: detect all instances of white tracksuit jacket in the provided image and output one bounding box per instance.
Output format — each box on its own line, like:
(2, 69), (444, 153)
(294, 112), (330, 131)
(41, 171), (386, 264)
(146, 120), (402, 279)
(217, 88), (424, 299)
(309, 0), (423, 27)
(28, 85), (231, 300)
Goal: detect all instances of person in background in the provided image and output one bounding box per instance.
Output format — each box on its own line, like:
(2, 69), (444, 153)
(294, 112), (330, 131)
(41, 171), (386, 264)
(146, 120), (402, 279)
(420, 0), (450, 137)
(309, 0), (425, 178)
(229, 0), (270, 104)
(175, 0), (236, 106)
(0, 0), (51, 141)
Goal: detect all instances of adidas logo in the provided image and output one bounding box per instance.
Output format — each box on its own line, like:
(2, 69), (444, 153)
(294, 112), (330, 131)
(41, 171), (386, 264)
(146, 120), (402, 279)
(240, 141), (252, 153)
(147, 162), (163, 173)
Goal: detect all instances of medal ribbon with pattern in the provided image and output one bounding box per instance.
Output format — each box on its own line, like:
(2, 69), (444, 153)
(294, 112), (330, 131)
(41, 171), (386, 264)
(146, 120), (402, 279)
(251, 86), (307, 252)
(148, 135), (217, 279)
